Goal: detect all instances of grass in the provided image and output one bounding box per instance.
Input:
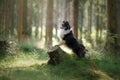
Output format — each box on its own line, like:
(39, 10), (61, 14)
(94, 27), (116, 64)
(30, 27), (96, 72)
(0, 45), (120, 80)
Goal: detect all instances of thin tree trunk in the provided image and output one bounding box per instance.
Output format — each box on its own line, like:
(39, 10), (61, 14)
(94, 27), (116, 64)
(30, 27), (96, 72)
(78, 0), (86, 40)
(79, 8), (84, 40)
(10, 0), (15, 37)
(3, 0), (9, 39)
(87, 0), (93, 40)
(45, 0), (54, 46)
(99, 0), (103, 40)
(0, 0), (5, 39)
(72, 0), (79, 39)
(40, 0), (44, 40)
(27, 0), (32, 37)
(96, 0), (100, 43)
(18, 0), (24, 43)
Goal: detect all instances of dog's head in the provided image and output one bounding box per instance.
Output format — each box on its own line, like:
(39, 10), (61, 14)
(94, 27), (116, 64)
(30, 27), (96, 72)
(58, 21), (72, 39)
(60, 21), (71, 30)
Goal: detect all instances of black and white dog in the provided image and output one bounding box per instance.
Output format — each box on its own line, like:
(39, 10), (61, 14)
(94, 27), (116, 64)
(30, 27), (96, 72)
(58, 21), (89, 58)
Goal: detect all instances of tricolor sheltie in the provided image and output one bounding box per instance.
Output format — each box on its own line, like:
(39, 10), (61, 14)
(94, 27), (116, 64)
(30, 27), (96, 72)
(58, 21), (89, 58)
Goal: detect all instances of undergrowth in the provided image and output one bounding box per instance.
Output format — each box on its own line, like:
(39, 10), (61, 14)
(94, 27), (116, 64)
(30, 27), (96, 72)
(0, 44), (120, 80)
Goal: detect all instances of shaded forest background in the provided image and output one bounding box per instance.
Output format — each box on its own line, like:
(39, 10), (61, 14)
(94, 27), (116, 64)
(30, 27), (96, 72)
(0, 0), (120, 54)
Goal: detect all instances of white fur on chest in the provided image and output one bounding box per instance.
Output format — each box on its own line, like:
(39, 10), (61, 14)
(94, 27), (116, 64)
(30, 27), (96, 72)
(58, 28), (72, 40)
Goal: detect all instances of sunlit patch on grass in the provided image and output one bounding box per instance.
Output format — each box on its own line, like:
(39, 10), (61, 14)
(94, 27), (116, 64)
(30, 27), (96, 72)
(3, 60), (47, 69)
(92, 69), (114, 80)
(0, 51), (48, 69)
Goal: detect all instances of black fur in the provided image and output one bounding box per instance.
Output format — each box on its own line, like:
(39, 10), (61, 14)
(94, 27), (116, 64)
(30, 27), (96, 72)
(62, 21), (71, 30)
(62, 21), (86, 57)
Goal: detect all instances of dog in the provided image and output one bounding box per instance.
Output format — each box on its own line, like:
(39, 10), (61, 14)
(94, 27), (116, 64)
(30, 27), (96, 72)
(58, 21), (89, 58)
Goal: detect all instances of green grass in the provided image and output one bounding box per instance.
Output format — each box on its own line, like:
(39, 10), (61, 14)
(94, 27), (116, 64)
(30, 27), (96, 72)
(0, 47), (120, 80)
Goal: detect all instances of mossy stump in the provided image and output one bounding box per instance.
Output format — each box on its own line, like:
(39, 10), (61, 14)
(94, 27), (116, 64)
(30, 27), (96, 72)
(47, 45), (64, 65)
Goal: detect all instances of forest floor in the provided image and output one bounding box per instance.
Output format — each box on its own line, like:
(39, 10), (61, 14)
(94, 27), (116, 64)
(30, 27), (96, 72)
(0, 45), (120, 80)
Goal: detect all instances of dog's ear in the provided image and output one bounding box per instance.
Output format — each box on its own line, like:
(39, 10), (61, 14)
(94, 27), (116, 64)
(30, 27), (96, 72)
(62, 21), (71, 30)
(62, 21), (66, 27)
(65, 21), (71, 29)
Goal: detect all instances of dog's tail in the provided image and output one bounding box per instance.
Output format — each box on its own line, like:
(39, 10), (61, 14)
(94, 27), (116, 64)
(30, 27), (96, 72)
(84, 50), (90, 58)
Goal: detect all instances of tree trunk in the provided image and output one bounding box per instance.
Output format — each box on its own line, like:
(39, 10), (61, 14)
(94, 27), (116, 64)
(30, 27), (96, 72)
(117, 0), (120, 46)
(106, 0), (120, 54)
(27, 0), (32, 37)
(45, 0), (54, 47)
(72, 0), (79, 39)
(95, 0), (100, 43)
(40, 0), (44, 40)
(18, 0), (28, 43)
(0, 0), (4, 39)
(18, 0), (24, 43)
(3, 0), (9, 39)
(79, 0), (86, 40)
(23, 0), (29, 43)
(87, 0), (93, 40)
(9, 0), (15, 37)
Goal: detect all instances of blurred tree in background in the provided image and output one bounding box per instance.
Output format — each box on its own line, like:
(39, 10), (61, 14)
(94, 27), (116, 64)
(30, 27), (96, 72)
(0, 0), (120, 54)
(106, 0), (120, 54)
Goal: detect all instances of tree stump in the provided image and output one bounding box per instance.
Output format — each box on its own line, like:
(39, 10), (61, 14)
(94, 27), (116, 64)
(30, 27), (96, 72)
(47, 45), (65, 65)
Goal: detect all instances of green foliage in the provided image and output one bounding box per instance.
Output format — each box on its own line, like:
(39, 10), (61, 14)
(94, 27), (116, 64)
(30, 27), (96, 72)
(0, 49), (120, 80)
(0, 75), (11, 80)
(6, 41), (19, 55)
(0, 41), (18, 58)
(20, 44), (35, 52)
(107, 32), (118, 45)
(19, 44), (48, 60)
